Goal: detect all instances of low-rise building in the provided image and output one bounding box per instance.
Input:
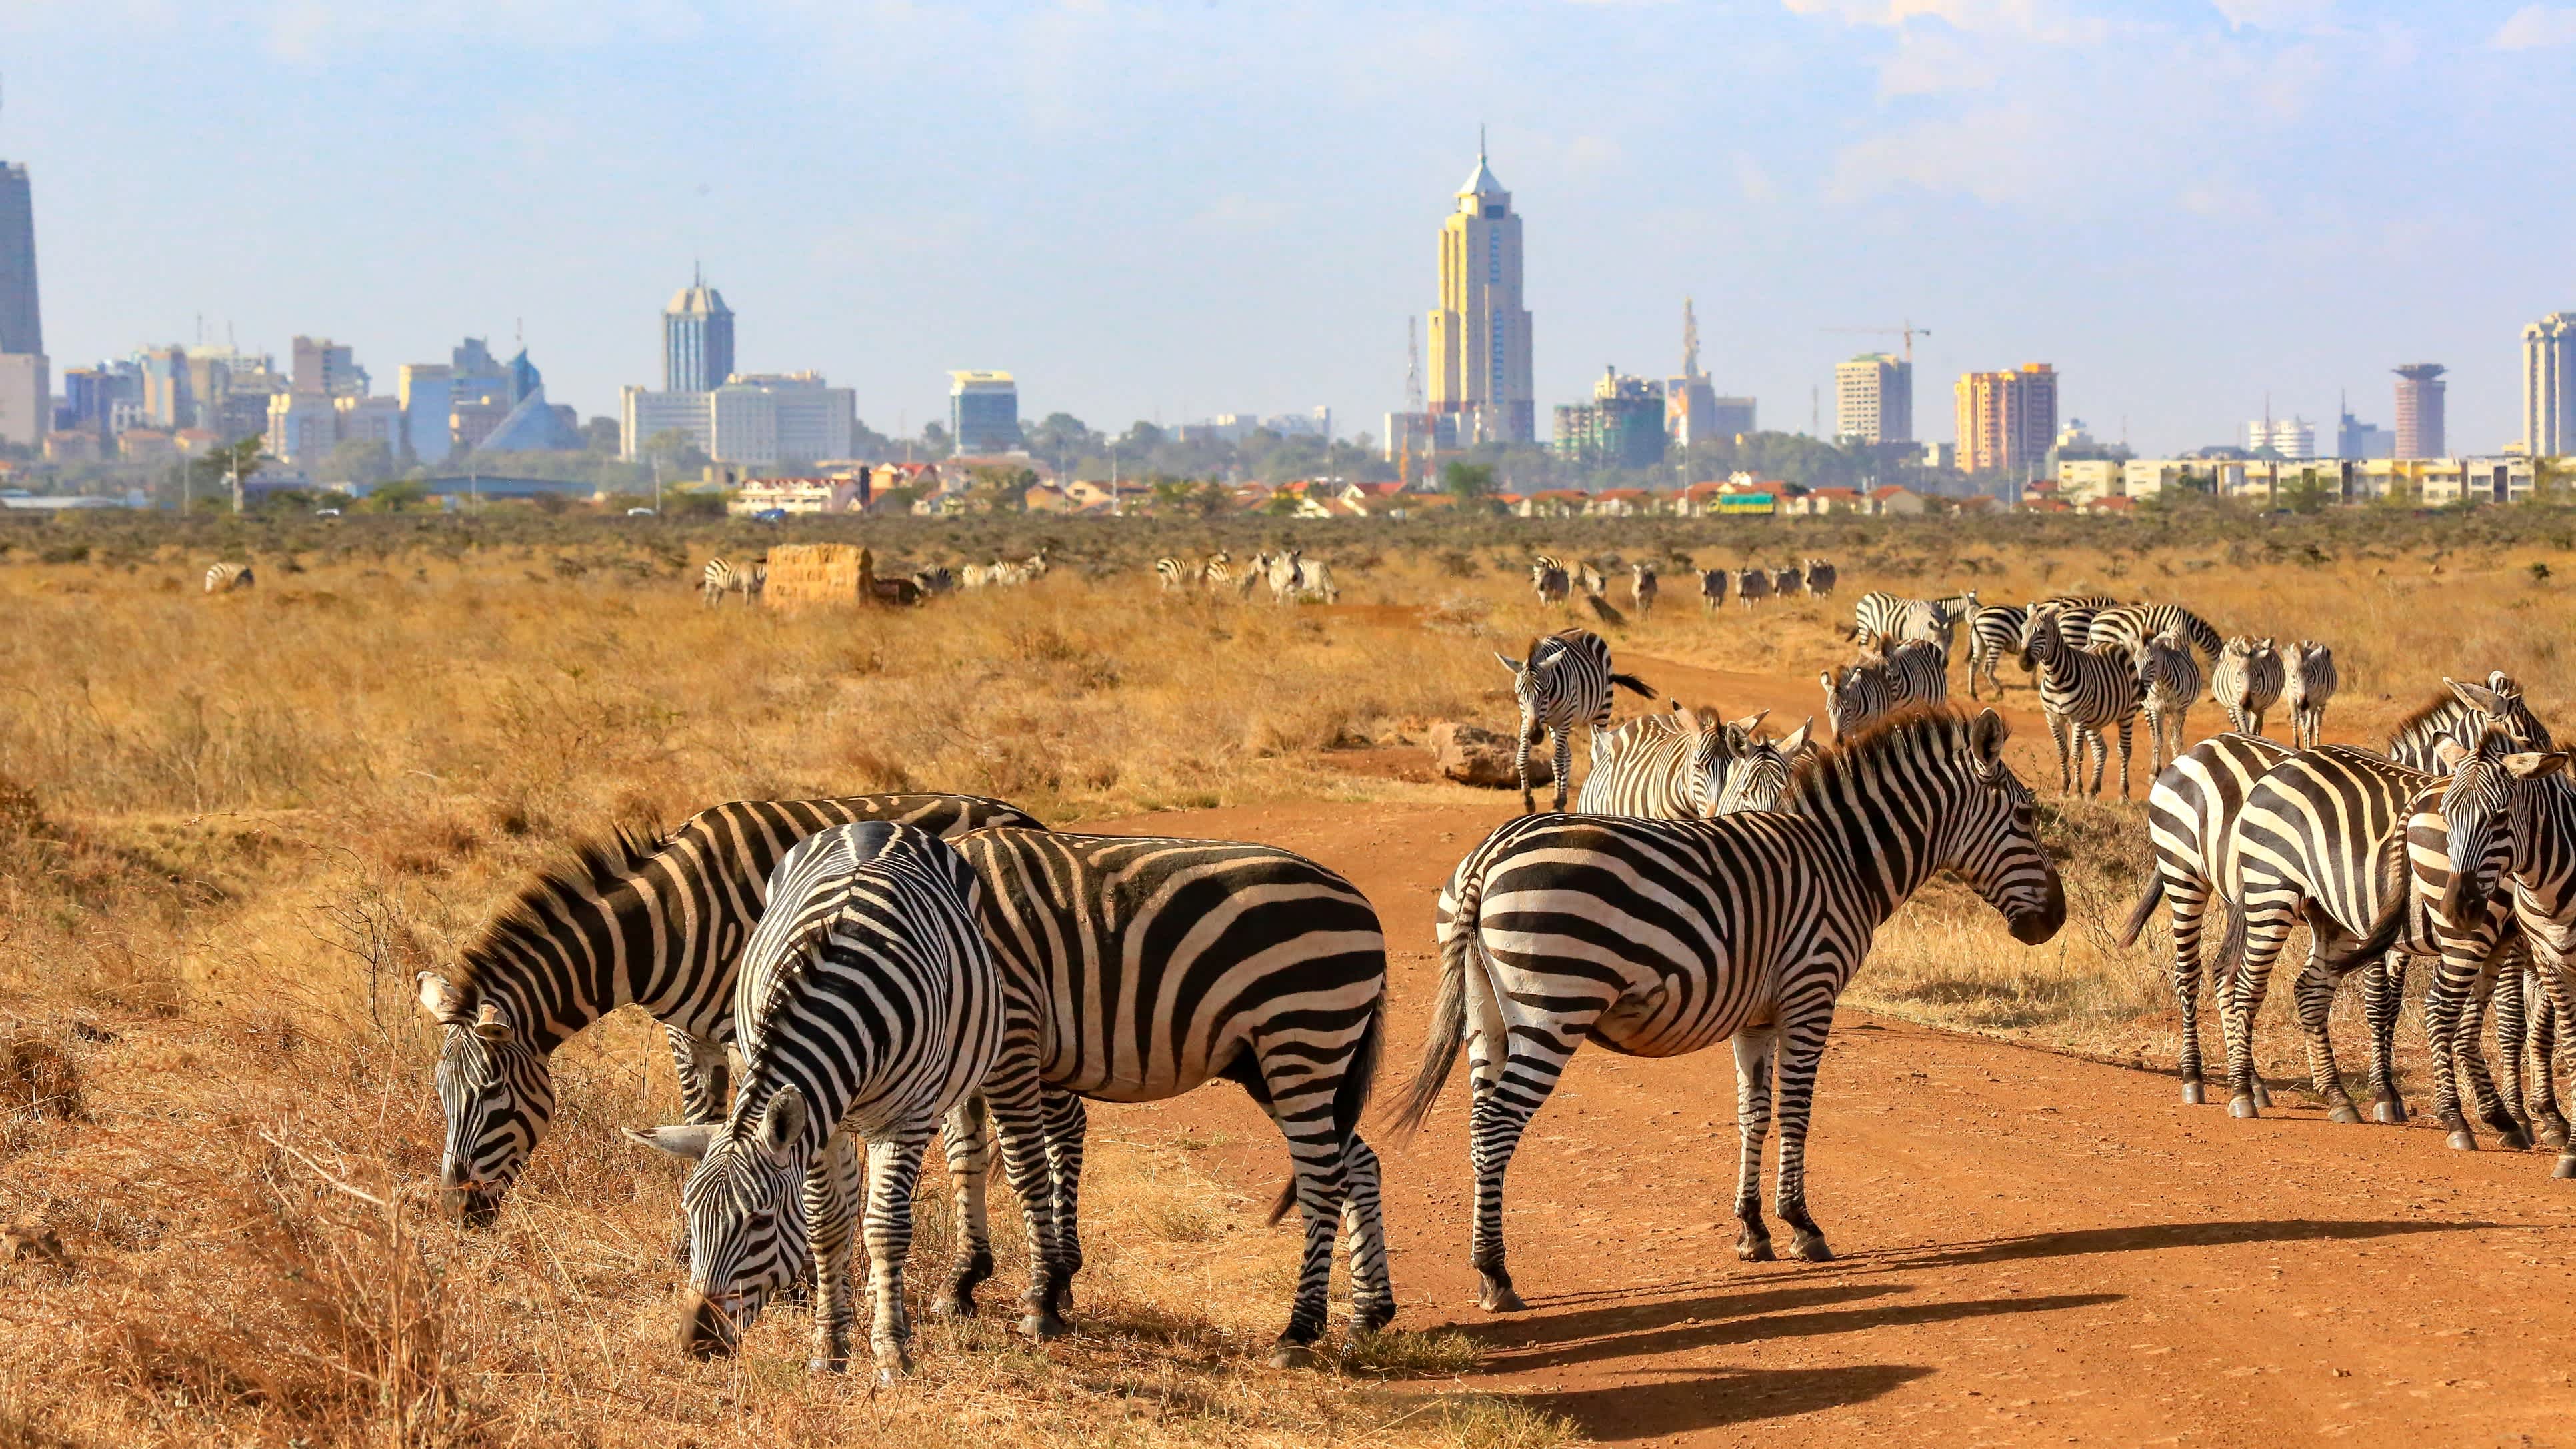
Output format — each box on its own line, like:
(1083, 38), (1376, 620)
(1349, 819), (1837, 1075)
(1869, 485), (1927, 515)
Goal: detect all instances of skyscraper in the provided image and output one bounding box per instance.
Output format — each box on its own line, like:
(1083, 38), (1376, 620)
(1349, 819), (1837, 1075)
(949, 371), (1021, 455)
(0, 161), (38, 358)
(664, 270), (735, 393)
(397, 364), (454, 465)
(291, 337), (365, 397)
(2393, 363), (2446, 459)
(2244, 415), (2316, 459)
(2523, 314), (2576, 457)
(1835, 353), (1912, 445)
(1666, 299), (1725, 449)
(1954, 363), (2057, 477)
(1554, 367), (1665, 470)
(1427, 140), (1535, 445)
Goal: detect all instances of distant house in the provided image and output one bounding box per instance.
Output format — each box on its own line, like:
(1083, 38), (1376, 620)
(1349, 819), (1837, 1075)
(2018, 497), (2072, 513)
(729, 476), (867, 516)
(2080, 494), (2137, 515)
(1869, 485), (1927, 516)
(1517, 489), (1591, 519)
(1587, 487), (1655, 517)
(1799, 486), (1866, 516)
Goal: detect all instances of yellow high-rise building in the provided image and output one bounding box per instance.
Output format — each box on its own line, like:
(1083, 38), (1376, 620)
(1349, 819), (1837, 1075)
(1955, 363), (2057, 478)
(1428, 143), (1535, 446)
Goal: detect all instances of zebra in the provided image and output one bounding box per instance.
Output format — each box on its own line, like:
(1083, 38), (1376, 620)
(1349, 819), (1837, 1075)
(412, 792), (1044, 1227)
(1629, 562), (1658, 619)
(959, 564), (993, 590)
(702, 558), (763, 606)
(2385, 673), (2548, 771)
(1391, 707), (2061, 1304)
(2284, 641), (2338, 748)
(1294, 557), (1342, 603)
(1265, 551), (1306, 603)
(1239, 552), (1271, 599)
(2023, 595), (2115, 651)
(1153, 557), (1200, 593)
(1575, 703), (1769, 819)
(1802, 559), (1838, 598)
(2121, 732), (2295, 1105)
(1869, 635), (1949, 707)
(2021, 606), (2143, 798)
(2459, 734), (2576, 1172)
(2088, 602), (2224, 664)
(1772, 563), (1805, 599)
(1965, 599), (2028, 701)
(1819, 659), (1896, 741)
(203, 561), (254, 593)
(1698, 568), (1728, 613)
(1716, 718), (1816, 814)
(2136, 627), (2203, 776)
(2209, 637), (2285, 737)
(1734, 567), (1773, 608)
(1202, 551), (1235, 594)
(625, 822), (1000, 1380)
(932, 830), (1394, 1364)
(1531, 556), (1571, 607)
(1850, 591), (1951, 649)
(1577, 563), (1607, 598)
(1493, 629), (1655, 813)
(911, 567), (955, 597)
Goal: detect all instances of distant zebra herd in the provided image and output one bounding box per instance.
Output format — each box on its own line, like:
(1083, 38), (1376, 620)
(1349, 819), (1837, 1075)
(1152, 549), (1339, 603)
(1525, 555), (1839, 613)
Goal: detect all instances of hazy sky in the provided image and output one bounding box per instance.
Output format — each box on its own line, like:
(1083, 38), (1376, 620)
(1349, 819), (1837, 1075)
(5, 1), (2569, 455)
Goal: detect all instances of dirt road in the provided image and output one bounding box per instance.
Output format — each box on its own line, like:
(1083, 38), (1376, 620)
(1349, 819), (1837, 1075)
(1077, 796), (2576, 1448)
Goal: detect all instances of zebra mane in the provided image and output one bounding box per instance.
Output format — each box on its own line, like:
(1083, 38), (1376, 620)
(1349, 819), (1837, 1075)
(2389, 691), (2468, 741)
(451, 822), (673, 996)
(1788, 704), (1976, 797)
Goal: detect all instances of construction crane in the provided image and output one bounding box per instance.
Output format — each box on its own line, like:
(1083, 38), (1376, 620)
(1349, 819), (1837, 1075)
(1823, 321), (1931, 365)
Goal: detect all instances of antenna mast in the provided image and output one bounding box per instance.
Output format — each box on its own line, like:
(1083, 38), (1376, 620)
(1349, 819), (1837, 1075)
(1405, 316), (1423, 414)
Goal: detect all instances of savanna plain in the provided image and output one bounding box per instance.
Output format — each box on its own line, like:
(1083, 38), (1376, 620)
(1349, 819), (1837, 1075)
(8, 506), (2576, 1448)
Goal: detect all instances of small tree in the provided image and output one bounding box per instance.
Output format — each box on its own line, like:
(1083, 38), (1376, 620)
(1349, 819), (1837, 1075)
(1443, 461), (1496, 504)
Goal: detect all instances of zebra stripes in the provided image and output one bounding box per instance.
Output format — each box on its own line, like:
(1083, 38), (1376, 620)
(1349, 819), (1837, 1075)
(2383, 676), (2551, 772)
(1698, 567), (1728, 611)
(1392, 708), (2061, 1305)
(2209, 637), (2285, 736)
(1873, 637), (1949, 706)
(1153, 557), (1199, 592)
(1200, 551), (1235, 593)
(2284, 641), (2338, 748)
(1629, 562), (1659, 618)
(1531, 556), (1571, 607)
(2136, 629), (2203, 776)
(2023, 607), (2142, 797)
(1576, 705), (1767, 819)
(1850, 591), (1953, 649)
(2468, 738), (2576, 1172)
(1494, 629), (1655, 812)
(2089, 602), (2224, 663)
(1716, 718), (1815, 814)
(1965, 601), (2027, 701)
(1820, 659), (1895, 741)
(2025, 595), (2115, 651)
(203, 561), (254, 593)
(625, 822), (1001, 1379)
(701, 558), (765, 606)
(943, 829), (1393, 1362)
(414, 792), (1043, 1226)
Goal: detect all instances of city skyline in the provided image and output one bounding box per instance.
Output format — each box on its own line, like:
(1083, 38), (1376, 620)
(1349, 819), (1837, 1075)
(8, 2), (2576, 457)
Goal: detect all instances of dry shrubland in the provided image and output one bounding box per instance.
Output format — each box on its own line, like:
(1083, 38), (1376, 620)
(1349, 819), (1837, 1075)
(0, 507), (2569, 1445)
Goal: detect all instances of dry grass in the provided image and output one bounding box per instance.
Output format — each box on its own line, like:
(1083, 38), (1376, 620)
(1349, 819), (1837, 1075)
(1, 513), (2566, 1444)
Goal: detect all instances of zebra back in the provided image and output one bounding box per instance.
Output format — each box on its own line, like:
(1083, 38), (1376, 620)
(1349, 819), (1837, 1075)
(1698, 569), (1728, 608)
(2385, 673), (2555, 771)
(1803, 559), (1838, 597)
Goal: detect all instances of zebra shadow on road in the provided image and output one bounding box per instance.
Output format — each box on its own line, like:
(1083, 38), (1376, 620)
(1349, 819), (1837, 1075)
(1462, 1282), (2123, 1374)
(1868, 1216), (2503, 1271)
(1512, 1361), (1937, 1439)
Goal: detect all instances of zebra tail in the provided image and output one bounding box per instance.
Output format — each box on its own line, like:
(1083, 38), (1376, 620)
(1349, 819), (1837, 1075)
(2324, 836), (2413, 973)
(2116, 871), (2167, 950)
(1387, 880), (1478, 1146)
(1609, 671), (1656, 699)
(1267, 993), (1383, 1226)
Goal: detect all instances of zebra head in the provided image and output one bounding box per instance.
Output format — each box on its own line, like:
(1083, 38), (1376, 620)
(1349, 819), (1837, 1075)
(625, 1086), (817, 1359)
(417, 972), (555, 1227)
(1718, 717), (1813, 814)
(2016, 607), (2064, 669)
(2449, 673), (2555, 751)
(1680, 709), (1767, 818)
(1938, 709), (2065, 945)
(2431, 727), (2570, 923)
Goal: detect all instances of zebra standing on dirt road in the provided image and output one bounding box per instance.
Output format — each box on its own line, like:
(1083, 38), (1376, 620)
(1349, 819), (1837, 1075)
(1850, 591), (1952, 649)
(1965, 600), (2028, 701)
(625, 823), (1001, 1380)
(1629, 563), (1659, 619)
(411, 793), (1045, 1227)
(2285, 641), (2339, 748)
(1699, 568), (1729, 612)
(702, 558), (763, 606)
(2208, 637), (2285, 737)
(1575, 705), (1767, 820)
(931, 829), (1395, 1365)
(1493, 629), (1655, 813)
(203, 561), (255, 593)
(1392, 709), (2061, 1308)
(2022, 607), (2143, 797)
(2135, 629), (2204, 776)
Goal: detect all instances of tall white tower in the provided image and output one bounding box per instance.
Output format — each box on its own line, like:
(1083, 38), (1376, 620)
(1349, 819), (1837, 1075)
(1427, 137), (1534, 445)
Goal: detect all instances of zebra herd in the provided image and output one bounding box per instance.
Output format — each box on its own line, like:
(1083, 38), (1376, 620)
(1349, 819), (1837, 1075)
(1526, 555), (1839, 615)
(1153, 549), (1340, 603)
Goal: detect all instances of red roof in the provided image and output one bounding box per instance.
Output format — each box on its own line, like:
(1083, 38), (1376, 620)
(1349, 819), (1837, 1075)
(1869, 485), (1916, 500)
(2021, 498), (2071, 513)
(1809, 487), (1863, 501)
(1533, 488), (1589, 502)
(1681, 481), (1730, 499)
(1594, 487), (1654, 502)
(1352, 481), (1408, 498)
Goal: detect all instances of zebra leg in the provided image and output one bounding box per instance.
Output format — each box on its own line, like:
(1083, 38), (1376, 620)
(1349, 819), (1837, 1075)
(929, 1094), (995, 1318)
(2115, 716), (2135, 800)
(2224, 898), (2299, 1117)
(1244, 1048), (1355, 1365)
(1769, 995), (1842, 1262)
(2422, 952), (2485, 1149)
(2529, 968), (2570, 1148)
(2047, 711), (2073, 794)
(805, 1129), (864, 1374)
(1731, 1026), (1779, 1262)
(1515, 715), (1537, 814)
(2289, 951), (2363, 1123)
(972, 1056), (1070, 1336)
(2168, 878), (2211, 1104)
(663, 1028), (733, 1264)
(2496, 962), (2533, 1140)
(1550, 726), (1573, 814)
(2363, 956), (2409, 1123)
(1341, 1135), (1395, 1334)
(1035, 1088), (1089, 1320)
(861, 1126), (935, 1382)
(2084, 725), (2108, 798)
(2461, 956), (2531, 1148)
(1467, 1012), (1578, 1311)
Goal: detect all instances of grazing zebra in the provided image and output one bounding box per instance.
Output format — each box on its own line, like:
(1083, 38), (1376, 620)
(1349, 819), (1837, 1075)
(1869, 636), (1949, 707)
(1734, 567), (1773, 608)
(1392, 708), (2061, 1304)
(2087, 602), (2224, 663)
(1263, 550), (1305, 603)
(2136, 628), (2203, 776)
(203, 561), (254, 593)
(2209, 637), (2285, 737)
(1819, 659), (1896, 741)
(412, 793), (1043, 1226)
(1575, 704), (1768, 819)
(1772, 563), (1805, 599)
(1577, 563), (1607, 598)
(1698, 568), (1728, 613)
(2022, 607), (2143, 797)
(627, 823), (999, 1379)
(2122, 732), (2295, 1104)
(911, 566), (955, 597)
(936, 830), (1393, 1363)
(1965, 600), (2028, 701)
(2385, 673), (2549, 770)
(1629, 562), (1658, 619)
(1295, 557), (1342, 603)
(2284, 641), (2338, 748)
(1803, 559), (1838, 598)
(1850, 591), (1951, 649)
(1531, 555), (1571, 607)
(1202, 551), (1235, 594)
(1493, 629), (1655, 813)
(1153, 557), (1200, 592)
(702, 558), (763, 606)
(959, 564), (993, 589)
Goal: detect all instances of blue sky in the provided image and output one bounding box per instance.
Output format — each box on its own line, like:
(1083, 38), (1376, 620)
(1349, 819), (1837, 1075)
(3, 0), (2569, 455)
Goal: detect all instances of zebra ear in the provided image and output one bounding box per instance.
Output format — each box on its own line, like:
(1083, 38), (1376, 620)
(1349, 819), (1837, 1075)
(1780, 718), (1814, 756)
(622, 1124), (719, 1162)
(2507, 752), (2571, 780)
(416, 972), (469, 1025)
(473, 1002), (515, 1043)
(1969, 709), (2009, 774)
(2448, 678), (2508, 714)
(1493, 651), (1524, 675)
(2433, 738), (2471, 772)
(1727, 710), (1769, 734)
(757, 1086), (808, 1160)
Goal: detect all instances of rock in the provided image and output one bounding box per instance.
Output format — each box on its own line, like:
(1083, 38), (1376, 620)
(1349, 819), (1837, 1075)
(1431, 722), (1551, 790)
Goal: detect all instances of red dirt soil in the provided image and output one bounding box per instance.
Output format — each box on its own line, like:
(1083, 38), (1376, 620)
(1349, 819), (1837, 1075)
(1072, 795), (2576, 1448)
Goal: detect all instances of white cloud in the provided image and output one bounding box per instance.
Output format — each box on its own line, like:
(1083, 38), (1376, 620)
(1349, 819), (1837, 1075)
(2491, 4), (2576, 48)
(1779, 0), (2045, 31)
(2207, 0), (2337, 29)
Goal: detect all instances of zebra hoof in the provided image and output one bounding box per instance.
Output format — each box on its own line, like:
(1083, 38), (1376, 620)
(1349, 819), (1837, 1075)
(1018, 1310), (1071, 1340)
(873, 1346), (913, 1383)
(1736, 1235), (1776, 1264)
(2180, 1080), (2205, 1106)
(1789, 1231), (1834, 1263)
(2373, 1096), (2408, 1125)
(2539, 1121), (2570, 1150)
(1352, 1300), (1398, 1334)
(2327, 1104), (2363, 1126)
(807, 1356), (847, 1376)
(2253, 1082), (2275, 1109)
(2228, 1096), (2261, 1119)
(927, 1294), (975, 1320)
(2499, 1126), (2535, 1152)
(1269, 1341), (1325, 1370)
(2446, 1129), (2479, 1152)
(2553, 1154), (2576, 1179)
(1476, 1272), (1527, 1312)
